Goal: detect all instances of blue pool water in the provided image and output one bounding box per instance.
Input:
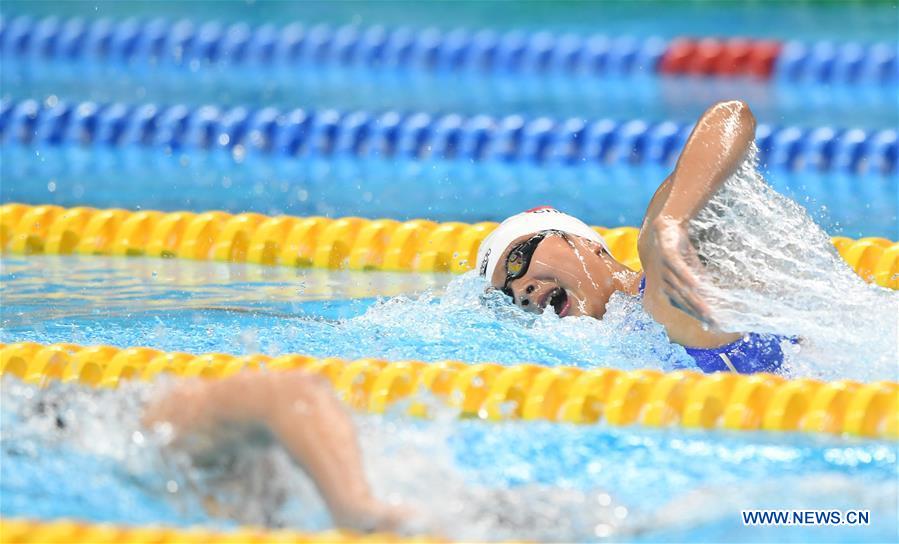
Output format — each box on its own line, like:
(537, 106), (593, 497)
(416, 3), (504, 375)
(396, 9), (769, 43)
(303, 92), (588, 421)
(2, 146), (895, 239)
(0, 255), (684, 370)
(4, 59), (896, 128)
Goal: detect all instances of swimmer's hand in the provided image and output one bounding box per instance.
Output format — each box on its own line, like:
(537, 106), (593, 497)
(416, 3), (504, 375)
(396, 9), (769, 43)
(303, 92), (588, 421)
(651, 216), (716, 328)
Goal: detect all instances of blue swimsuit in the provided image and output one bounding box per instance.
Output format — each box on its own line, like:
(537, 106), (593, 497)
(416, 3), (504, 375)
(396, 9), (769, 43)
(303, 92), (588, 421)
(639, 277), (788, 374)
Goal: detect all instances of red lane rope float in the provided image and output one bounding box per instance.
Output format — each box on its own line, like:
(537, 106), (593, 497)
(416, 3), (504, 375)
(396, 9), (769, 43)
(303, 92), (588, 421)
(660, 37), (782, 78)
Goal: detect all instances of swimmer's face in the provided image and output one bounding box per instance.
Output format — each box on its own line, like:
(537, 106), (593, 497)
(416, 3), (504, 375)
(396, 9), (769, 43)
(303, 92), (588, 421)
(489, 231), (621, 319)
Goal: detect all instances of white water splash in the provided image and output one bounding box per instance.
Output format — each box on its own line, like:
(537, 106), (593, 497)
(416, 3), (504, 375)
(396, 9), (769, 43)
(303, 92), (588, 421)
(690, 144), (898, 381)
(314, 271), (695, 371)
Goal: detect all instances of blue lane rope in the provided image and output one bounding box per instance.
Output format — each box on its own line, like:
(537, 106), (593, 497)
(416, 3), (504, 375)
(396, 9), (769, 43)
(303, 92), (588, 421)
(1, 15), (896, 85)
(1, 99), (895, 175)
(0, 15), (665, 78)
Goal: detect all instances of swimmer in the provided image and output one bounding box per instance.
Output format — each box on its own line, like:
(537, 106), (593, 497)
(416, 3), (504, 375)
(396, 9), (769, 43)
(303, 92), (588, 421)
(478, 100), (791, 373)
(142, 370), (407, 532)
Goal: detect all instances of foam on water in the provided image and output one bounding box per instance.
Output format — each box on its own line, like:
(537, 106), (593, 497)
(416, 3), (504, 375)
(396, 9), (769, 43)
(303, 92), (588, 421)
(291, 272), (695, 371)
(689, 145), (899, 381)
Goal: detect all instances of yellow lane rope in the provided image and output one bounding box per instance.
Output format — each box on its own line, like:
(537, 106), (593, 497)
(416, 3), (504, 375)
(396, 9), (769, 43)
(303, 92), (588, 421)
(2, 204), (897, 288)
(0, 518), (431, 543)
(2, 342), (895, 438)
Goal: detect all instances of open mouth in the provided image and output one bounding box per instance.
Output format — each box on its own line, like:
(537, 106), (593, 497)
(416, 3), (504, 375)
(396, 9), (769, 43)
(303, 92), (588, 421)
(546, 287), (570, 317)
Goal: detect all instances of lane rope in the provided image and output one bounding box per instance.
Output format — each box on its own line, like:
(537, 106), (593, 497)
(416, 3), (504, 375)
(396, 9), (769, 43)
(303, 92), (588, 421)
(2, 15), (896, 85)
(1, 342), (896, 438)
(2, 99), (896, 173)
(3, 203), (897, 288)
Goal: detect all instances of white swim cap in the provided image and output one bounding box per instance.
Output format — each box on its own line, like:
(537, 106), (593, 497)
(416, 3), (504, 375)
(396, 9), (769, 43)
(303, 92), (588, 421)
(477, 207), (610, 279)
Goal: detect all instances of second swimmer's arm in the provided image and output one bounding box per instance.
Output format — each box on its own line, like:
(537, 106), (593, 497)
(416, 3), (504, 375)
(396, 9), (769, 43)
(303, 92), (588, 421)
(142, 371), (405, 532)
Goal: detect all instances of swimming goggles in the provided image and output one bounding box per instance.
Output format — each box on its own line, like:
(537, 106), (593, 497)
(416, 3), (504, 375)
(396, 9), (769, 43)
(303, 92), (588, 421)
(501, 230), (563, 298)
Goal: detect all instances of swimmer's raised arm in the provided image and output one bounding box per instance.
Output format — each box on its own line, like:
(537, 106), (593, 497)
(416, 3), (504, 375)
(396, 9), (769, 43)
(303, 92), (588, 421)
(640, 100), (755, 341)
(662, 100), (756, 220)
(142, 371), (406, 532)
